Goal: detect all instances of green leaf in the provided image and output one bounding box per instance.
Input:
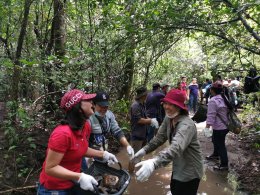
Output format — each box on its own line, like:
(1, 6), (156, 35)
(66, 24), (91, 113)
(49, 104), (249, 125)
(8, 145), (17, 151)
(30, 143), (36, 149)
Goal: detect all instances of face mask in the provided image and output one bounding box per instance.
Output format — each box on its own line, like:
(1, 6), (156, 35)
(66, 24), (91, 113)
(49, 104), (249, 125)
(95, 111), (102, 117)
(166, 112), (179, 119)
(95, 111), (106, 117)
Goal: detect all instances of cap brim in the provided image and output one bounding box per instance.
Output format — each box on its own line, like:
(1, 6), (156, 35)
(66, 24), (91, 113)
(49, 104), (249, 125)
(96, 101), (109, 107)
(82, 93), (96, 100)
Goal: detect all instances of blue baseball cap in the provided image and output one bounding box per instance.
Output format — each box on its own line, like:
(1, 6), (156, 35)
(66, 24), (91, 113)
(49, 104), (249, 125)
(94, 91), (109, 107)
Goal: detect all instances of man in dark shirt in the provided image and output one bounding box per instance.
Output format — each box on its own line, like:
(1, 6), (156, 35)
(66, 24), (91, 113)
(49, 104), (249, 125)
(146, 83), (165, 142)
(130, 86), (159, 152)
(187, 78), (199, 114)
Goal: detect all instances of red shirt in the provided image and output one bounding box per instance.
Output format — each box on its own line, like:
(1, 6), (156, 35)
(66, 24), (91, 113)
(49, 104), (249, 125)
(39, 122), (91, 190)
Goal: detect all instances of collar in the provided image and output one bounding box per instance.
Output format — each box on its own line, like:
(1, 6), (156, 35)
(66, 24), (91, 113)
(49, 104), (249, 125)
(170, 114), (183, 128)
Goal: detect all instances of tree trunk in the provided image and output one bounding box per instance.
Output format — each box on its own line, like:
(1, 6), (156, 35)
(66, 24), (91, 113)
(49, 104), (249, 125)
(53, 0), (66, 58)
(44, 0), (66, 111)
(118, 2), (136, 100)
(11, 0), (32, 106)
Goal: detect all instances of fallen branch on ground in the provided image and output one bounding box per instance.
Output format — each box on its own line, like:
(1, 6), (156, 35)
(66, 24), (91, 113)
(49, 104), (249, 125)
(0, 185), (36, 194)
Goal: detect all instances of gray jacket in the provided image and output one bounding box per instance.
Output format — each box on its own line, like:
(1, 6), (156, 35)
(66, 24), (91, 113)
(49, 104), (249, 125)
(89, 111), (124, 150)
(143, 115), (203, 182)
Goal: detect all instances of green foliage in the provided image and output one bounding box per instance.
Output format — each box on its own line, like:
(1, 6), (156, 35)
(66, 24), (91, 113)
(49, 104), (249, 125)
(2, 101), (37, 181)
(240, 92), (260, 134)
(112, 99), (130, 114)
(111, 99), (131, 132)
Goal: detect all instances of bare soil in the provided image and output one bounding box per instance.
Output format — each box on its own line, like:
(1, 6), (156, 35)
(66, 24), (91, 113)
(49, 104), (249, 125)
(198, 122), (260, 194)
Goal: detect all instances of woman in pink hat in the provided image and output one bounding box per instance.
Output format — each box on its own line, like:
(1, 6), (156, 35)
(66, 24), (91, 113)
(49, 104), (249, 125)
(132, 89), (203, 195)
(37, 89), (118, 195)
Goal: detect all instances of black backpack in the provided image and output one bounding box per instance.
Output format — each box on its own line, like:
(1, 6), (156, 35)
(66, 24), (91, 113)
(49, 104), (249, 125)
(244, 76), (260, 94)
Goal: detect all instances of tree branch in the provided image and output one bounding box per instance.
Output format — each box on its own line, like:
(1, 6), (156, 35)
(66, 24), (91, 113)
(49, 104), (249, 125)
(238, 12), (260, 43)
(163, 25), (260, 55)
(222, 0), (260, 43)
(15, 0), (33, 61)
(0, 36), (12, 59)
(206, 18), (240, 25)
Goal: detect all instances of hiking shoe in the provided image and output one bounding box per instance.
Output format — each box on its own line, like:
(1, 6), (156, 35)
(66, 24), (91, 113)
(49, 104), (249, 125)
(213, 165), (229, 171)
(206, 155), (219, 160)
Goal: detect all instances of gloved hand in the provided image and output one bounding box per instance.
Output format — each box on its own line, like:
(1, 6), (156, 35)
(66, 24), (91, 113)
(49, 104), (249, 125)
(203, 127), (212, 138)
(78, 173), (98, 191)
(103, 151), (118, 165)
(133, 148), (146, 161)
(135, 159), (156, 182)
(127, 145), (135, 159)
(150, 118), (159, 128)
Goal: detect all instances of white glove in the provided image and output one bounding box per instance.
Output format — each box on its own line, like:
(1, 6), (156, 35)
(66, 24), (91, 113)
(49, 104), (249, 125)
(133, 148), (146, 160)
(203, 127), (212, 138)
(150, 118), (159, 128)
(127, 145), (135, 159)
(78, 173), (98, 191)
(135, 159), (156, 182)
(103, 151), (118, 165)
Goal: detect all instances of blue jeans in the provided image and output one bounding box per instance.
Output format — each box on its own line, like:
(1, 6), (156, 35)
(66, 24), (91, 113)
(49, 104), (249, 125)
(189, 95), (198, 113)
(81, 158), (88, 172)
(147, 125), (156, 143)
(37, 183), (80, 195)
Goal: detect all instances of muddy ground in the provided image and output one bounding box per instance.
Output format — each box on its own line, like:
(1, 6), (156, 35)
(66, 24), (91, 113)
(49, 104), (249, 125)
(197, 122), (260, 194)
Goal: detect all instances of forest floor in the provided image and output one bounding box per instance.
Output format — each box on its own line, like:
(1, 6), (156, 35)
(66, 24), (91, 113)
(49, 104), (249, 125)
(197, 122), (260, 194)
(0, 120), (259, 194)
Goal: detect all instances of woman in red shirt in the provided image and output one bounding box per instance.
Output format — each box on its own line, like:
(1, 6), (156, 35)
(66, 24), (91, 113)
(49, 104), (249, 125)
(37, 89), (118, 195)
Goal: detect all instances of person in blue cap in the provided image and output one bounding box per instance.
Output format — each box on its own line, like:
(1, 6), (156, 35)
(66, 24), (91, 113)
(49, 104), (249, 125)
(89, 91), (134, 157)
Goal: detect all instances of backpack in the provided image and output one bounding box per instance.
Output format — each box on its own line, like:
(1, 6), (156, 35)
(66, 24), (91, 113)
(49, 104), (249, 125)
(218, 110), (242, 134)
(192, 103), (207, 123)
(244, 76), (260, 94)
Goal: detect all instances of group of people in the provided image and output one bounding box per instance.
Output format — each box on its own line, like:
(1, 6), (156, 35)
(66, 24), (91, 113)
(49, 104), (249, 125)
(37, 74), (240, 195)
(37, 90), (133, 194)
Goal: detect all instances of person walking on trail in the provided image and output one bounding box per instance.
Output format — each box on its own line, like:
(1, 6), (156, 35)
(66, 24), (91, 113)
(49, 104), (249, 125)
(88, 91), (134, 156)
(180, 76), (188, 97)
(161, 82), (170, 95)
(130, 86), (159, 153)
(133, 89), (203, 195)
(37, 89), (118, 194)
(202, 78), (212, 104)
(187, 78), (200, 114)
(160, 82), (170, 124)
(146, 83), (165, 142)
(204, 81), (232, 171)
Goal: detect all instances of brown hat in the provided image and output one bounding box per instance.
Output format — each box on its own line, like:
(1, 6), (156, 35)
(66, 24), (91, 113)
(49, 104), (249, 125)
(135, 86), (148, 99)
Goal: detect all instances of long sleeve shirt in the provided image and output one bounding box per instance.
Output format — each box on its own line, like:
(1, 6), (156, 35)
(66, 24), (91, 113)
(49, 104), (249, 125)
(206, 95), (228, 130)
(89, 111), (125, 150)
(143, 115), (203, 182)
